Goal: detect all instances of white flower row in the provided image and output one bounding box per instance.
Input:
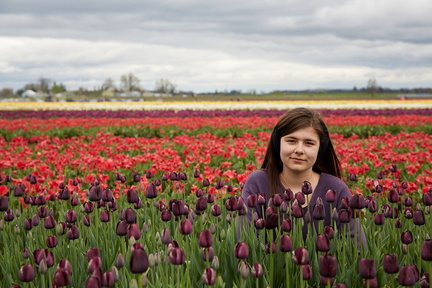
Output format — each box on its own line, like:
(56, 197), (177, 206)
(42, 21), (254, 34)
(1, 100), (431, 111)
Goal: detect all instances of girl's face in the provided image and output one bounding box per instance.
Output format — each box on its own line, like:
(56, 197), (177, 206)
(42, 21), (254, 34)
(279, 126), (320, 174)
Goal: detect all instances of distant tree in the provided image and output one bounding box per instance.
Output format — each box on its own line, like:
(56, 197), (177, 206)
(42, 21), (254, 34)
(51, 82), (66, 93)
(353, 86), (358, 92)
(102, 78), (116, 91)
(120, 73), (140, 92)
(366, 78), (378, 96)
(24, 83), (38, 92)
(155, 79), (176, 94)
(38, 77), (52, 93)
(0, 88), (13, 98)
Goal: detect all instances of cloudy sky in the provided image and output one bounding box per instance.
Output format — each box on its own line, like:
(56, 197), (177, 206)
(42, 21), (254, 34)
(1, 0), (431, 93)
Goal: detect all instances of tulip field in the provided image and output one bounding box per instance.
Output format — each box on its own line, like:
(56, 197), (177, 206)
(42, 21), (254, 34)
(1, 100), (432, 287)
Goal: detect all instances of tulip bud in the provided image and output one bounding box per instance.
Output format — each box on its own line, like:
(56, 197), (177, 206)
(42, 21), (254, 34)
(312, 198), (325, 220)
(324, 226), (335, 239)
(238, 260), (250, 279)
(302, 181), (312, 195)
(281, 218), (292, 232)
(145, 183), (157, 198)
(0, 196), (9, 211)
(202, 247), (215, 262)
(127, 189), (139, 203)
(211, 204), (221, 217)
(4, 209), (14, 221)
(374, 213), (385, 225)
(363, 278), (378, 288)
(65, 209), (78, 223)
(349, 194), (365, 209)
(161, 228), (171, 244)
(338, 209), (351, 223)
(102, 188), (114, 202)
(133, 173), (141, 182)
(387, 189), (399, 203)
(103, 271), (115, 287)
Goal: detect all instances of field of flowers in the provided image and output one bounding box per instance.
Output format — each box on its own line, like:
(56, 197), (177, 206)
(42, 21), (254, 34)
(1, 101), (432, 287)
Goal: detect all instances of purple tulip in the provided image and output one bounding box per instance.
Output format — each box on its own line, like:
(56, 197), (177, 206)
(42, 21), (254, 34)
(374, 213), (385, 225)
(281, 218), (292, 232)
(24, 218), (33, 230)
(130, 246), (149, 273)
(312, 197), (325, 220)
(265, 241), (277, 254)
(170, 199), (188, 216)
(382, 253), (399, 274)
(202, 247), (214, 262)
(85, 276), (101, 288)
(100, 210), (110, 222)
(403, 197), (413, 207)
(295, 192), (306, 205)
(168, 247), (185, 265)
(338, 209), (351, 223)
(46, 235), (58, 248)
(398, 265), (420, 286)
(19, 264), (35, 282)
(58, 188), (70, 200)
(302, 181), (313, 195)
(70, 196), (79, 206)
(301, 264), (312, 280)
(179, 219), (193, 235)
(324, 226), (335, 239)
(363, 278), (378, 288)
(67, 225), (80, 240)
(133, 173), (141, 182)
(44, 215), (56, 229)
(88, 185), (102, 201)
(234, 242), (249, 259)
(401, 230), (413, 245)
(65, 209), (77, 223)
(349, 194), (365, 209)
(368, 199), (378, 213)
(127, 223), (141, 240)
(395, 219), (403, 228)
(161, 228), (171, 244)
(22, 248), (30, 259)
(88, 257), (102, 274)
(103, 271), (115, 287)
(423, 191), (432, 206)
(254, 218), (265, 229)
(211, 204), (221, 216)
(145, 183), (157, 198)
(86, 248), (100, 261)
(292, 204), (304, 218)
(413, 210), (425, 225)
(116, 253), (125, 268)
(421, 239), (432, 261)
(247, 194), (258, 208)
(58, 259), (72, 274)
(265, 211), (279, 229)
(319, 254), (338, 278)
(201, 267), (216, 285)
(387, 189), (399, 203)
(102, 188), (114, 202)
(195, 196), (208, 211)
(33, 249), (54, 268)
(316, 234), (331, 252)
(279, 234), (293, 252)
(126, 189), (139, 203)
(0, 196), (9, 211)
(251, 262), (264, 278)
(4, 209), (14, 221)
(325, 189), (336, 203)
(358, 258), (376, 279)
(292, 247), (309, 265)
(199, 229), (213, 248)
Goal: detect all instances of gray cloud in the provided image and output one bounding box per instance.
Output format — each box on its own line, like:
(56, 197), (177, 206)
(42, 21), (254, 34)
(1, 0), (431, 92)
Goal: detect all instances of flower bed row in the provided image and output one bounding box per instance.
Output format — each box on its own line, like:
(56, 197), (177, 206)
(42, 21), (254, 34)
(2, 108), (432, 119)
(1, 111), (432, 287)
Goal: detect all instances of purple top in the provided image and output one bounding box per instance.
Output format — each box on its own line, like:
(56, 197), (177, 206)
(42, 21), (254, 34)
(241, 169), (364, 244)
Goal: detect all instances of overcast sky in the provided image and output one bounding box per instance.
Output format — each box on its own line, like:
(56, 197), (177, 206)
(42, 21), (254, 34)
(1, 0), (431, 93)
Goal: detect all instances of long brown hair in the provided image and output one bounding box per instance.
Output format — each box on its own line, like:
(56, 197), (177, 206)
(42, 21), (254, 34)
(261, 107), (341, 196)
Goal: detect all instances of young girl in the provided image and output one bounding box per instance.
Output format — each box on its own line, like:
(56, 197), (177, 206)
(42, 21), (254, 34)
(241, 107), (363, 242)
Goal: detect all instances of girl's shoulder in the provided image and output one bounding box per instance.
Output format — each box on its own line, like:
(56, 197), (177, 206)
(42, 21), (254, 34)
(245, 169), (269, 183)
(319, 173), (349, 190)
